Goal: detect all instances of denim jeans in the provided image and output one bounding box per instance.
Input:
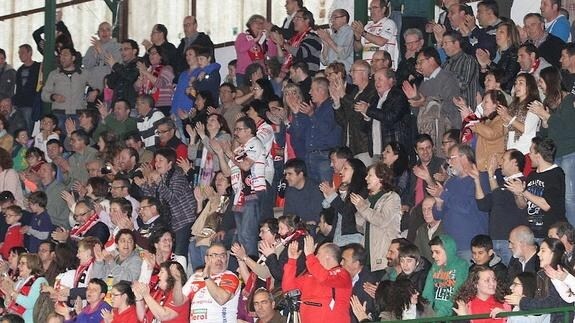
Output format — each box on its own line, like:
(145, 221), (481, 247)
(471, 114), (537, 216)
(556, 151), (575, 226)
(188, 239), (208, 272)
(234, 192), (263, 257)
(492, 239), (512, 265)
(306, 150), (332, 184)
(174, 223), (192, 257)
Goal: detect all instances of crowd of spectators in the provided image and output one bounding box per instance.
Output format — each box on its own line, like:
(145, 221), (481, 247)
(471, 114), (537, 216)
(2, 0), (575, 322)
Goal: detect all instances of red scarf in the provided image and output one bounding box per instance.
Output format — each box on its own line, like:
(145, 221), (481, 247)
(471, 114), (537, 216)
(74, 259), (94, 288)
(70, 213), (100, 241)
(149, 253), (175, 292)
(139, 65), (163, 102)
(8, 275), (38, 316)
(142, 289), (169, 323)
(280, 28), (311, 76)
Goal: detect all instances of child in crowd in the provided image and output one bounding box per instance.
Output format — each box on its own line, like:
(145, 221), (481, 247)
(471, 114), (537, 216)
(469, 234), (508, 286)
(422, 234), (469, 317)
(0, 205), (24, 260)
(22, 191), (54, 253)
(11, 128), (31, 172)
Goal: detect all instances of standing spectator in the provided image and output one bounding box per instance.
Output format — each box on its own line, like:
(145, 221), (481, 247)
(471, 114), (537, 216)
(473, 150), (529, 264)
(84, 22), (122, 91)
(41, 47), (91, 127)
(428, 144), (489, 261)
(153, 117), (187, 161)
(476, 20), (521, 93)
(63, 129), (99, 187)
(462, 0), (502, 60)
(352, 0), (399, 69)
(522, 13), (565, 68)
(468, 235), (508, 285)
(0, 97), (26, 138)
(212, 117), (267, 257)
(94, 99), (138, 142)
(235, 14), (278, 87)
(217, 83), (243, 131)
(396, 28), (424, 86)
(331, 60), (376, 166)
(541, 0), (570, 42)
(318, 9), (354, 72)
(13, 44), (41, 134)
(283, 158), (324, 225)
(0, 49), (15, 99)
(270, 8), (322, 75)
(124, 132), (153, 164)
(442, 31), (480, 109)
(0, 206), (23, 260)
(141, 24), (178, 73)
(134, 94), (164, 149)
(137, 148), (196, 257)
(506, 137), (567, 239)
(106, 39), (140, 108)
(38, 162), (69, 229)
(340, 243), (378, 323)
(516, 44), (551, 83)
(283, 236), (352, 323)
(134, 45), (175, 117)
(22, 191), (54, 253)
(286, 77), (342, 183)
(351, 162), (401, 272)
(176, 16), (215, 74)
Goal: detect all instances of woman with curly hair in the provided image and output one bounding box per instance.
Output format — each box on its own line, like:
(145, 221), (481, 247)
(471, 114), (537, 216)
(319, 158), (367, 246)
(351, 161), (401, 272)
(453, 265), (507, 322)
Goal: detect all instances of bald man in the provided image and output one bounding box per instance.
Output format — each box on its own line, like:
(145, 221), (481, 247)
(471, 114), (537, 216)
(83, 22), (122, 90)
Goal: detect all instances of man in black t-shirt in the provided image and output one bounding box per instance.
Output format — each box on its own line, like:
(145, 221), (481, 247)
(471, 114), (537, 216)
(506, 137), (566, 239)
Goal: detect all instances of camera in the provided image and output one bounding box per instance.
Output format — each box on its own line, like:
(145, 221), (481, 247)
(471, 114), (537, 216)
(101, 165), (113, 175)
(277, 289), (301, 313)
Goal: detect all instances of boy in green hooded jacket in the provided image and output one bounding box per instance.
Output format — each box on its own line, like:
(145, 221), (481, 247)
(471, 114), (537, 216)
(422, 234), (469, 317)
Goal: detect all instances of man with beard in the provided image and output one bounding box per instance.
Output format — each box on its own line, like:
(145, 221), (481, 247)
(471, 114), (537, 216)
(183, 242), (240, 322)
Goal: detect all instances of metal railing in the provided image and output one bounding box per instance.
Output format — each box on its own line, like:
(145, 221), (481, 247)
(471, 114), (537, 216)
(378, 306), (574, 323)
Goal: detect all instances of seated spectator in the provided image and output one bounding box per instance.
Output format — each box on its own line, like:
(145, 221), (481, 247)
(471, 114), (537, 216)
(22, 191), (53, 253)
(453, 266), (508, 319)
(53, 197), (109, 248)
(507, 225), (541, 282)
(492, 272), (550, 322)
(63, 109), (99, 151)
(189, 171), (232, 270)
(152, 117), (187, 161)
(138, 228), (186, 291)
(283, 236), (352, 323)
(182, 242), (241, 321)
(381, 141), (411, 210)
(217, 83), (243, 130)
(92, 229), (142, 285)
(414, 196), (443, 264)
(101, 280), (138, 323)
(54, 278), (112, 323)
(469, 234), (508, 286)
(94, 99), (138, 146)
(0, 206), (23, 260)
(320, 157), (367, 246)
(505, 238), (574, 323)
(133, 261), (189, 322)
(0, 254), (47, 322)
(0, 115), (13, 153)
(19, 147), (45, 193)
(134, 94), (164, 149)
(396, 243), (430, 294)
(11, 128), (30, 173)
(284, 158), (324, 226)
(316, 207), (335, 245)
(38, 162), (70, 229)
(340, 243), (378, 323)
(352, 161), (402, 272)
(0, 246), (27, 282)
(422, 234), (469, 317)
(124, 132), (154, 164)
(133, 196), (168, 249)
(548, 222), (575, 273)
(250, 288), (286, 323)
(63, 129), (99, 188)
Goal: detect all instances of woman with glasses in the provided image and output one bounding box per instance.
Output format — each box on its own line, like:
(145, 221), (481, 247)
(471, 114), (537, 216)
(134, 45), (175, 117)
(138, 228), (186, 293)
(102, 280), (138, 323)
(133, 261), (189, 323)
(0, 253), (47, 322)
(490, 272), (549, 323)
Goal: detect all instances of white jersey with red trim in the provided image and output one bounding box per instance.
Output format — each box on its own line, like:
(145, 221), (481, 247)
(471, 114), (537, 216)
(183, 270), (240, 323)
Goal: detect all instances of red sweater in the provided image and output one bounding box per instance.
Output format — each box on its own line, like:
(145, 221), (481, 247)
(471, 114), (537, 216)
(0, 224), (24, 260)
(282, 255), (352, 323)
(468, 295), (509, 323)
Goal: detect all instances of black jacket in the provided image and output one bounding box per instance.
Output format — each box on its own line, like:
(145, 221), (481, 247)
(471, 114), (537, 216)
(507, 251), (540, 283)
(483, 46), (520, 93)
(108, 59), (139, 107)
(336, 81), (377, 156)
(176, 32), (215, 76)
(351, 266), (379, 323)
(327, 187), (369, 236)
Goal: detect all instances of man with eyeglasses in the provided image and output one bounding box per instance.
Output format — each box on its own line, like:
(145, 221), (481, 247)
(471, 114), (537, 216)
(153, 117), (187, 161)
(133, 196), (168, 249)
(106, 39), (140, 108)
(352, 0), (399, 69)
(51, 198), (110, 246)
(396, 28), (424, 85)
(183, 242), (240, 322)
(317, 9), (354, 72)
(142, 24), (178, 72)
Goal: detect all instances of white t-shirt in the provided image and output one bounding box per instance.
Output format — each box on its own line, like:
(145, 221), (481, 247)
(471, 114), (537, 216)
(362, 17), (399, 70)
(183, 271), (240, 323)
